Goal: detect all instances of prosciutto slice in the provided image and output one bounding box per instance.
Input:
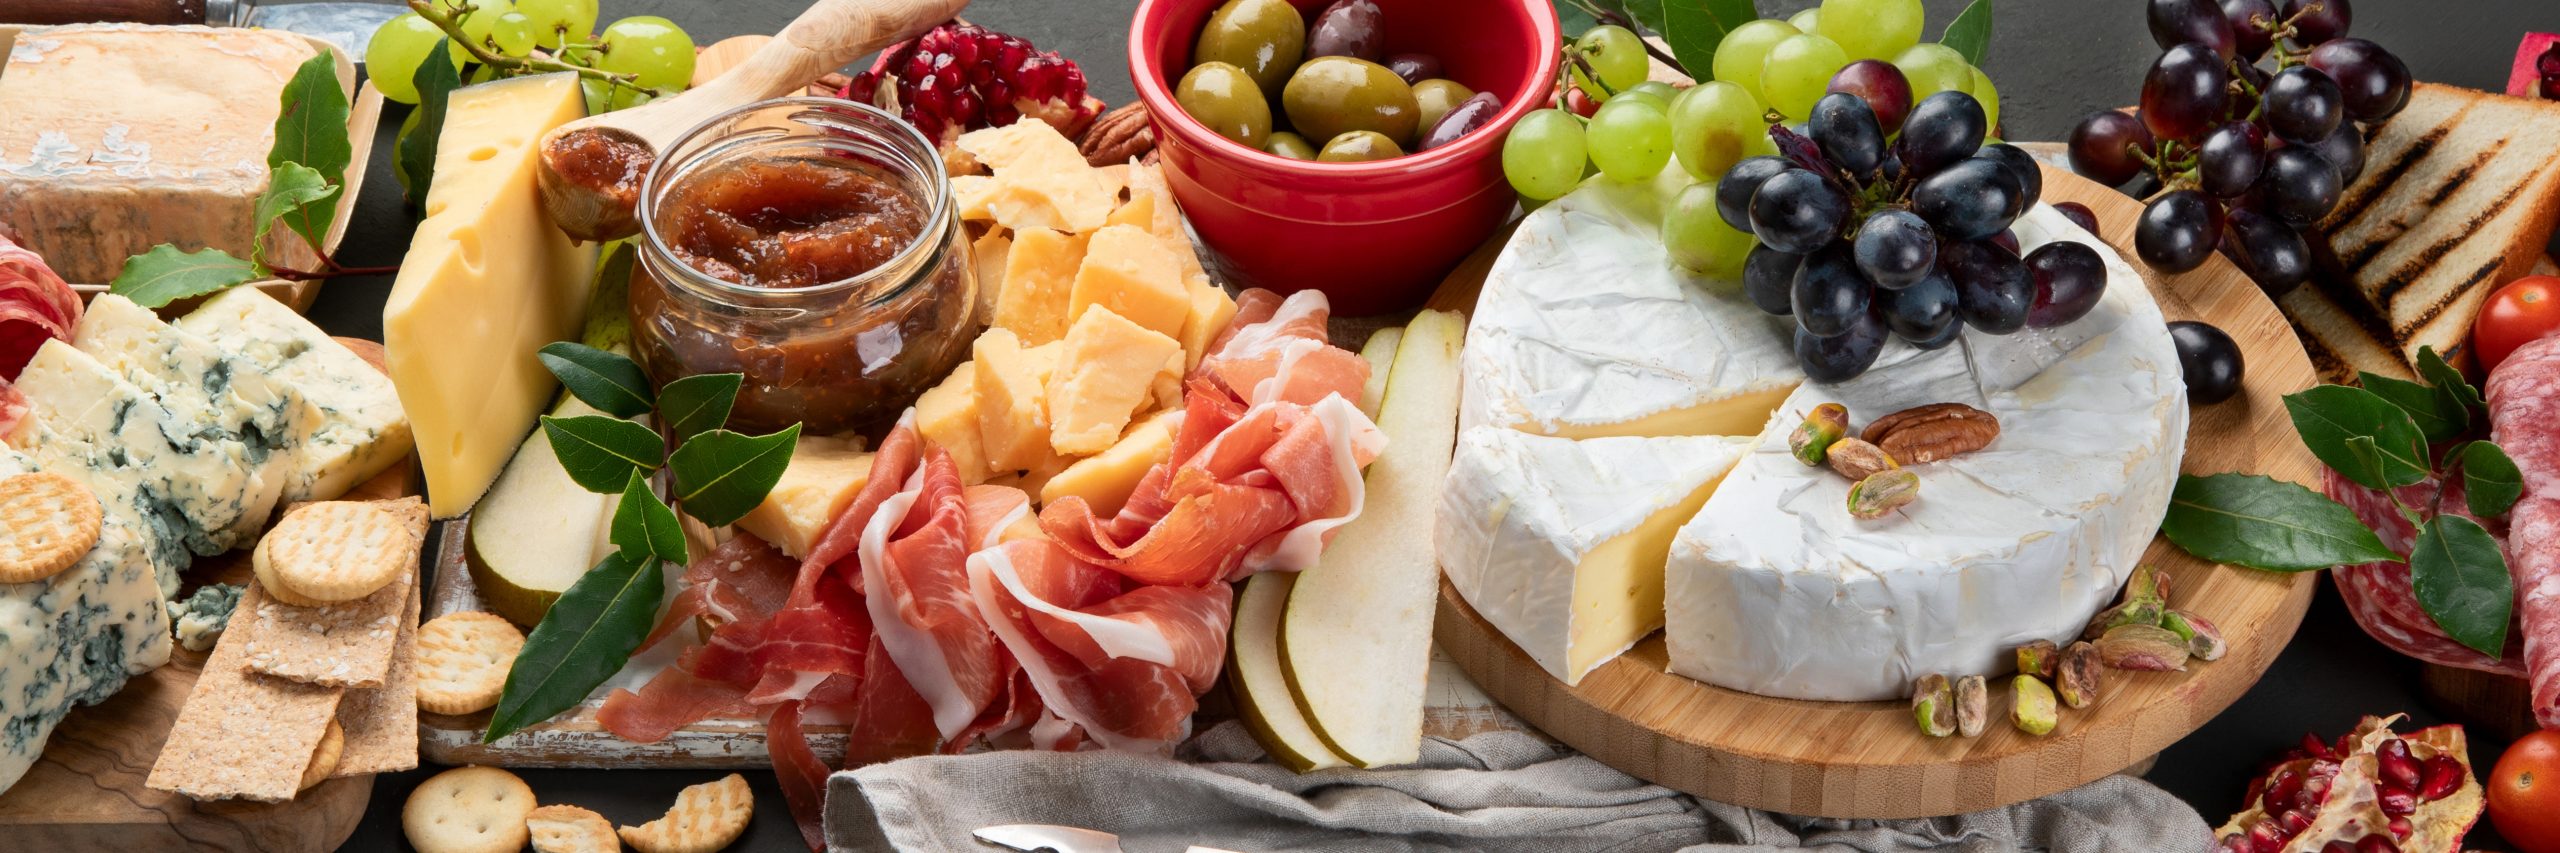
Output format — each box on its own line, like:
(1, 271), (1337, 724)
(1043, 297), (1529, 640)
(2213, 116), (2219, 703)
(2488, 335), (2560, 727)
(967, 539), (1232, 753)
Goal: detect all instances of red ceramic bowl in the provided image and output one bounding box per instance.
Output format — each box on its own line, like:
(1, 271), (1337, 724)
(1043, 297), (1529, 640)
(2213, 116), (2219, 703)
(1129, 0), (1560, 316)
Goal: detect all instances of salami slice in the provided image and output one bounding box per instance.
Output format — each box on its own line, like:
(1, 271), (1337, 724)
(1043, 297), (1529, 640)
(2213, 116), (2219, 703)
(0, 234), (79, 382)
(2487, 333), (2560, 728)
(2324, 470), (2526, 675)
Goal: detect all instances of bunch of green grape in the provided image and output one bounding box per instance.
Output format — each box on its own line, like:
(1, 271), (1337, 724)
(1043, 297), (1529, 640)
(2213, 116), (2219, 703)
(1499, 0), (2001, 278)
(366, 0), (696, 114)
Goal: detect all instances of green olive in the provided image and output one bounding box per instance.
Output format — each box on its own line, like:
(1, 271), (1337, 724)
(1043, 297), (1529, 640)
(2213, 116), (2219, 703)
(1282, 56), (1419, 149)
(1266, 131), (1318, 160)
(1410, 79), (1475, 136)
(1177, 62), (1273, 149)
(1193, 0), (1304, 95)
(1316, 130), (1404, 162)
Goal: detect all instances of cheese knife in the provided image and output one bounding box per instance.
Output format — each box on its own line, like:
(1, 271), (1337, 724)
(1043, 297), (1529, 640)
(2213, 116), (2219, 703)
(0, 0), (402, 61)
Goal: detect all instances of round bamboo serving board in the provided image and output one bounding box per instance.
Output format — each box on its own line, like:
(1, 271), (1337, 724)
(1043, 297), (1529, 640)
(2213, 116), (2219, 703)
(1430, 164), (2325, 819)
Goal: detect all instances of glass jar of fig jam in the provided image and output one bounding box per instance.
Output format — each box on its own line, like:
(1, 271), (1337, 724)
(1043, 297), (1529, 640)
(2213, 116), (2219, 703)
(631, 98), (976, 435)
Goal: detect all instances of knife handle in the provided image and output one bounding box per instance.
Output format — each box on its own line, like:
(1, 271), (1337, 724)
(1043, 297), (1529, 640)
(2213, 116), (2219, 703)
(0, 0), (209, 25)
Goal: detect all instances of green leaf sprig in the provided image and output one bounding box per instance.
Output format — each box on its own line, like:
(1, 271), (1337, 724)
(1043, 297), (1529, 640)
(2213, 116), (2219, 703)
(108, 50), (393, 306)
(1937, 0), (1996, 66)
(484, 346), (800, 742)
(2161, 346), (2520, 658)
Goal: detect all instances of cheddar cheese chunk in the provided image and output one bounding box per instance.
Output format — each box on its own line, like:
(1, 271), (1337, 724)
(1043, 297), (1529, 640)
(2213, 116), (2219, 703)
(918, 362), (991, 483)
(737, 435), (875, 559)
(1068, 225), (1190, 340)
(1041, 409), (1181, 517)
(1048, 308), (1182, 456)
(974, 329), (1064, 473)
(995, 228), (1087, 346)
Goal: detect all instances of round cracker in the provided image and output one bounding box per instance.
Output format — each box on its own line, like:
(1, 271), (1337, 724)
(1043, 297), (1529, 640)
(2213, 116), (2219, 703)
(262, 501), (409, 603)
(299, 719), (344, 792)
(0, 472), (102, 583)
(619, 773), (754, 853)
(527, 803), (619, 853)
(403, 765), (536, 853)
(251, 533), (327, 607)
(415, 612), (523, 715)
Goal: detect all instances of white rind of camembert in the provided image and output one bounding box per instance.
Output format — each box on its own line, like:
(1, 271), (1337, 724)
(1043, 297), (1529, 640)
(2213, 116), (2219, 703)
(1438, 428), (1749, 685)
(1460, 174), (1806, 440)
(1663, 207), (2188, 701)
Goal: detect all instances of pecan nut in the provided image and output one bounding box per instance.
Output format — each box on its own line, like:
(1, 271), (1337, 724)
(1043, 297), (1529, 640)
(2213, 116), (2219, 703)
(1080, 101), (1158, 167)
(1862, 402), (2000, 464)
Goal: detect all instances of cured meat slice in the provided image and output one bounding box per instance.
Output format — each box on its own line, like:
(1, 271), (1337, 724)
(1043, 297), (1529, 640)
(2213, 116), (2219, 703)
(967, 539), (1231, 753)
(962, 484), (1033, 549)
(2488, 334), (2560, 727)
(2326, 471), (2526, 674)
(859, 449), (1010, 742)
(0, 234), (78, 382)
(1202, 289), (1367, 407)
(641, 533), (798, 651)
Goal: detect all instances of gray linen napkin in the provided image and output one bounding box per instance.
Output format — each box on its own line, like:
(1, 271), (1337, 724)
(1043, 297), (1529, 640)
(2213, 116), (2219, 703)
(826, 721), (2216, 853)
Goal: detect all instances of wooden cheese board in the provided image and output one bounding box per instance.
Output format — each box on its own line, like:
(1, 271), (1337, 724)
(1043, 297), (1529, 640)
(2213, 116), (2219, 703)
(0, 338), (409, 852)
(0, 25), (384, 315)
(1430, 164), (2326, 819)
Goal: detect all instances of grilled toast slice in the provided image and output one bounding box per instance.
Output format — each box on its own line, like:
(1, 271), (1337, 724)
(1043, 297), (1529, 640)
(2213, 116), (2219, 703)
(2311, 83), (2560, 371)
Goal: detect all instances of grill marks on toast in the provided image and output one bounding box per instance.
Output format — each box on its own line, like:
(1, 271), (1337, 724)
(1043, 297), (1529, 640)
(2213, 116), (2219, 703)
(2286, 84), (2560, 375)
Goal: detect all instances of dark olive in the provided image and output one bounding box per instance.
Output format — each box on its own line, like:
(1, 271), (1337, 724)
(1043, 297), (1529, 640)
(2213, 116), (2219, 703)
(1386, 52), (1442, 84)
(1418, 91), (1502, 151)
(1282, 56), (1418, 147)
(1306, 0), (1385, 62)
(1410, 79), (1474, 136)
(1317, 130), (1404, 162)
(1194, 0), (1304, 95)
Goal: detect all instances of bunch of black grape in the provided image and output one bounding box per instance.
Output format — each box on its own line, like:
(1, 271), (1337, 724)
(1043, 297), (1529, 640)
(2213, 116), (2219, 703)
(1719, 90), (2110, 383)
(2068, 0), (2410, 295)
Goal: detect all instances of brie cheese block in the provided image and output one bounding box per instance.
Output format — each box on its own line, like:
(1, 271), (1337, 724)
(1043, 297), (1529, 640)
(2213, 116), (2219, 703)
(1460, 174), (1805, 440)
(1438, 428), (1749, 685)
(1663, 206), (2188, 701)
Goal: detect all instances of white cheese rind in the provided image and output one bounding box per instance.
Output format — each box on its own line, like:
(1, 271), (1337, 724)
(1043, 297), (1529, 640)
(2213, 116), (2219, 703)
(1460, 174), (1805, 439)
(1663, 206), (2188, 702)
(1438, 428), (1749, 685)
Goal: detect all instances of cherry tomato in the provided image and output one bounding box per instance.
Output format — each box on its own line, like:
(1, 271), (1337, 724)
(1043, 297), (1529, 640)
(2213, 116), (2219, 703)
(2491, 730), (2560, 853)
(2474, 275), (2560, 374)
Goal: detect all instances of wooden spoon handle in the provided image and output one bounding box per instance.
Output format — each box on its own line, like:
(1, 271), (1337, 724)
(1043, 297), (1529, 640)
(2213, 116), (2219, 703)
(582, 0), (969, 151)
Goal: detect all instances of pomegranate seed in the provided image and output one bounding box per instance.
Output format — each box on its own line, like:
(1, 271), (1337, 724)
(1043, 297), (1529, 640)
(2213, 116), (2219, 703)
(2419, 755), (2464, 800)
(2263, 767), (2304, 813)
(2377, 786), (2415, 816)
(2388, 817), (2412, 839)
(2219, 835), (2254, 853)
(2301, 774), (2333, 809)
(2247, 817), (2285, 850)
(2361, 832), (2401, 853)
(2303, 733), (2335, 760)
(2376, 739), (2420, 791)
(2323, 842), (2357, 853)
(2278, 808), (2313, 838)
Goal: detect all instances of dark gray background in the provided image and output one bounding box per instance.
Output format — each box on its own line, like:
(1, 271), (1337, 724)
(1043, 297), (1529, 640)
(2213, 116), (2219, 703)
(267, 0), (2557, 848)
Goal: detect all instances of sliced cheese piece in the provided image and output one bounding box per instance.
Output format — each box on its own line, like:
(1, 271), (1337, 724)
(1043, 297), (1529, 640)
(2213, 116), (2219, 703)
(383, 72), (598, 518)
(1663, 206), (2188, 701)
(995, 228), (1087, 345)
(176, 287), (412, 503)
(917, 362), (991, 482)
(0, 25), (345, 282)
(953, 121), (1116, 233)
(1047, 306), (1182, 456)
(973, 328), (1065, 473)
(1069, 225), (1191, 341)
(1438, 428), (1749, 685)
(1461, 175), (1807, 439)
(1177, 280), (1239, 370)
(1041, 409), (1181, 516)
(737, 434), (875, 559)
(970, 229), (1012, 326)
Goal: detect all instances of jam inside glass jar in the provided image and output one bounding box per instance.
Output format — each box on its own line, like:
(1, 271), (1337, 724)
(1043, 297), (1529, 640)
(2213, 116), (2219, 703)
(631, 98), (977, 435)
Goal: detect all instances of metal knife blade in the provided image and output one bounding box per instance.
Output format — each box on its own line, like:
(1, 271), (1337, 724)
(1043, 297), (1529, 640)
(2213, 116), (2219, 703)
(0, 0), (399, 62)
(238, 1), (403, 62)
(973, 824), (1129, 853)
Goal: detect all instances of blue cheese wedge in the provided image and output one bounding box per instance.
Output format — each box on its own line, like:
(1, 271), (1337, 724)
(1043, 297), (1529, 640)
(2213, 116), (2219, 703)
(174, 287), (411, 502)
(9, 340), (264, 592)
(0, 443), (173, 795)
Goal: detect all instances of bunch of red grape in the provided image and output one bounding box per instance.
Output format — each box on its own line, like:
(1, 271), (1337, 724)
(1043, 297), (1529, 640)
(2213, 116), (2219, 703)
(1722, 90), (2109, 382)
(2068, 0), (2410, 295)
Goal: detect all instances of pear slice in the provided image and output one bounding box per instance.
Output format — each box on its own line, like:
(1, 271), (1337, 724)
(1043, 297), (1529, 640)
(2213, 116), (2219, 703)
(1230, 571), (1350, 772)
(465, 395), (620, 627)
(1355, 326), (1401, 419)
(1280, 309), (1465, 768)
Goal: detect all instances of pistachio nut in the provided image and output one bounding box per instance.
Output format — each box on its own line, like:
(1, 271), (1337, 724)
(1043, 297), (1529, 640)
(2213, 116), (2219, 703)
(2161, 609), (2227, 662)
(1847, 468), (1921, 520)
(2015, 639), (2059, 679)
(1912, 673), (1955, 737)
(1954, 674), (1988, 737)
(1789, 403), (1849, 466)
(2011, 675), (2058, 736)
(2055, 641), (2102, 709)
(2097, 623), (2192, 672)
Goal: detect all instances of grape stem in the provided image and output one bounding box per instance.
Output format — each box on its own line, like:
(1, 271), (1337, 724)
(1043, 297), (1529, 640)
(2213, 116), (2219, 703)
(404, 0), (673, 99)
(1562, 0), (1691, 79)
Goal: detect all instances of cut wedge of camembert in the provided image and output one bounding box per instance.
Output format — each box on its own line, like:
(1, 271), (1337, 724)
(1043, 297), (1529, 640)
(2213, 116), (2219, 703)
(1438, 428), (1749, 685)
(1460, 175), (1804, 439)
